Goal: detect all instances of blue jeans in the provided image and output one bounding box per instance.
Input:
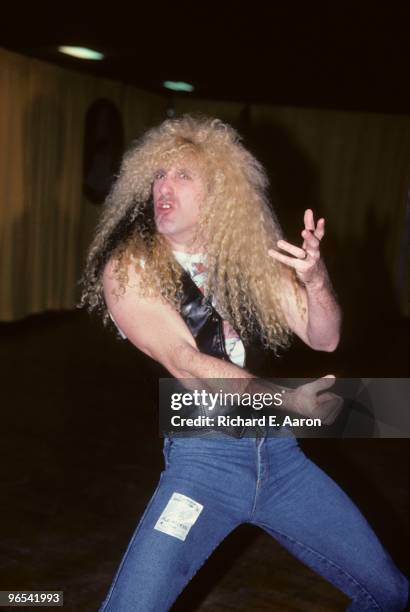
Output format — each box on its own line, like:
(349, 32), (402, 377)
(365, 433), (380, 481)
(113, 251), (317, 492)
(100, 433), (408, 611)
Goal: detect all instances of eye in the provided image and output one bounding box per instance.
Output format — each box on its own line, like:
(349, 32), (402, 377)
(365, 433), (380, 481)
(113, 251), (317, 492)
(154, 170), (166, 180)
(178, 170), (191, 180)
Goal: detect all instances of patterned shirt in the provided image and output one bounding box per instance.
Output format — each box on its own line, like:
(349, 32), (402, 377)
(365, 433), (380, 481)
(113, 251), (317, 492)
(173, 251), (245, 368)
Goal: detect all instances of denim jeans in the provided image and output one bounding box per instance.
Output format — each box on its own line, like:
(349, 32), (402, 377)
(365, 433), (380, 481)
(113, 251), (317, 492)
(99, 433), (409, 611)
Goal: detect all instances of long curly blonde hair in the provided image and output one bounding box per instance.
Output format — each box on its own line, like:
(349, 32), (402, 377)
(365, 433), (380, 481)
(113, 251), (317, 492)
(80, 114), (295, 353)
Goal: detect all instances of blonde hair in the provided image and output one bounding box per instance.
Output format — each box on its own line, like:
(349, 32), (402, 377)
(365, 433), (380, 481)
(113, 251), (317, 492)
(80, 114), (295, 353)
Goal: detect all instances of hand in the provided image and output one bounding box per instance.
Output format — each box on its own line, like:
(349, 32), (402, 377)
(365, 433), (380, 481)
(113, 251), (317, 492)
(284, 375), (343, 425)
(268, 209), (326, 286)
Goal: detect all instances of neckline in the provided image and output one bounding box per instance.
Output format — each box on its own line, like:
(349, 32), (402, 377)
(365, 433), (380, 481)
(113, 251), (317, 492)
(173, 250), (205, 259)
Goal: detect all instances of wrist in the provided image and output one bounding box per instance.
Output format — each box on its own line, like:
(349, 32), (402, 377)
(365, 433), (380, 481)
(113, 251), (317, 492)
(303, 277), (326, 292)
(302, 265), (329, 292)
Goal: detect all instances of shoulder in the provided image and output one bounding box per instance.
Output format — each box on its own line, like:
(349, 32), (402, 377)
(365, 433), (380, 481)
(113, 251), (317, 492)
(102, 255), (197, 370)
(102, 253), (146, 305)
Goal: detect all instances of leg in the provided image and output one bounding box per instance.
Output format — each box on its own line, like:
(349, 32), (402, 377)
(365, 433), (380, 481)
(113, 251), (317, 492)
(99, 435), (251, 611)
(252, 439), (409, 611)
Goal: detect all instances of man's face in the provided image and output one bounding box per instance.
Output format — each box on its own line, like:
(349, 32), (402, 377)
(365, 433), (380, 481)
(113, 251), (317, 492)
(152, 162), (207, 250)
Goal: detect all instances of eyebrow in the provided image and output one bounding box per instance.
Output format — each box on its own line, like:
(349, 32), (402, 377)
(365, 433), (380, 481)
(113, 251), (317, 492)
(155, 167), (166, 174)
(178, 166), (199, 176)
(154, 165), (197, 177)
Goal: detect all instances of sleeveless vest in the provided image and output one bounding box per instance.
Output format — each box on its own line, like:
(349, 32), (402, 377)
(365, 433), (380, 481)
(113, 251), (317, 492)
(179, 270), (272, 377)
(147, 269), (273, 437)
(157, 271), (270, 437)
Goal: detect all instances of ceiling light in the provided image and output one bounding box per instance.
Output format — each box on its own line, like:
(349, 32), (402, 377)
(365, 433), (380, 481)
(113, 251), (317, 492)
(163, 80), (194, 93)
(58, 46), (104, 60)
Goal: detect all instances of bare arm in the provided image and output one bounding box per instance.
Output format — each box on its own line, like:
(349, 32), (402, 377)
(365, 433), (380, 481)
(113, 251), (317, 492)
(103, 258), (253, 382)
(103, 258), (340, 421)
(269, 209), (341, 352)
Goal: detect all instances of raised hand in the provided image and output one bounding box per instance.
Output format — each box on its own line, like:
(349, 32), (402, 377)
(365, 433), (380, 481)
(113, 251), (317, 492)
(268, 209), (326, 286)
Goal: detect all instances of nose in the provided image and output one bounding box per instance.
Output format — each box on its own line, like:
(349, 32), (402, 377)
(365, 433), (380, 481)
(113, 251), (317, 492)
(158, 176), (174, 196)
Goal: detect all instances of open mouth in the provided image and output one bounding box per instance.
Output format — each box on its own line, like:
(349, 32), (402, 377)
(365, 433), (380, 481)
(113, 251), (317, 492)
(156, 200), (175, 215)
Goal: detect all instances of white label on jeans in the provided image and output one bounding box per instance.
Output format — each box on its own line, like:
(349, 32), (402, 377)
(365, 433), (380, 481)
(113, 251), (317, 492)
(154, 493), (203, 541)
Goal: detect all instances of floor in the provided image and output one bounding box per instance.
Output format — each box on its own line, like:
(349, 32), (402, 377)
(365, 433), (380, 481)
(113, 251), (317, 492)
(0, 310), (408, 611)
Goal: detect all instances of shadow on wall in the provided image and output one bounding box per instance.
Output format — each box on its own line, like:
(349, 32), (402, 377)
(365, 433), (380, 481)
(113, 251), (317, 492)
(11, 94), (82, 316)
(83, 98), (124, 205)
(233, 109), (407, 377)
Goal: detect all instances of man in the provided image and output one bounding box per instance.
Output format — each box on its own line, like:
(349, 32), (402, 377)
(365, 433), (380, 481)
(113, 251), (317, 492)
(81, 115), (408, 611)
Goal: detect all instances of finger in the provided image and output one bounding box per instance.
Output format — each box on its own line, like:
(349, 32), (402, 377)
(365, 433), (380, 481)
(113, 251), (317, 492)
(276, 240), (307, 259)
(301, 233), (321, 259)
(304, 209), (315, 232)
(319, 404), (339, 425)
(268, 249), (305, 269)
(317, 392), (343, 408)
(301, 230), (320, 249)
(307, 375), (336, 394)
(315, 218), (325, 241)
(317, 394), (343, 424)
(303, 395), (341, 422)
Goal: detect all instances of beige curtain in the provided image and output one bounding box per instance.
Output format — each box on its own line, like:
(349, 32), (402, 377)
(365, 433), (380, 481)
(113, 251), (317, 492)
(0, 47), (166, 320)
(1, 47), (409, 320)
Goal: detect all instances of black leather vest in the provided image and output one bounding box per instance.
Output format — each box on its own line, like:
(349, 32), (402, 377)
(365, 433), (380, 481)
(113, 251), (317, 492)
(179, 270), (272, 377)
(146, 270), (274, 437)
(159, 271), (271, 437)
